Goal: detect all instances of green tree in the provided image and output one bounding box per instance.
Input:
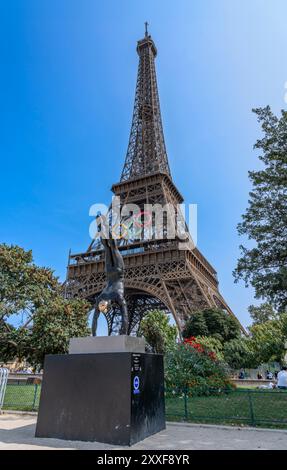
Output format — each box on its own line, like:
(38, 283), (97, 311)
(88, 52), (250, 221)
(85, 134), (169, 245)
(182, 310), (208, 338)
(139, 310), (178, 354)
(27, 298), (90, 368)
(248, 315), (287, 364)
(0, 244), (59, 322)
(0, 244), (90, 368)
(223, 314), (287, 368)
(234, 107), (287, 312)
(248, 303), (278, 325)
(183, 308), (240, 343)
(223, 337), (256, 369)
(0, 321), (30, 364)
(204, 308), (241, 342)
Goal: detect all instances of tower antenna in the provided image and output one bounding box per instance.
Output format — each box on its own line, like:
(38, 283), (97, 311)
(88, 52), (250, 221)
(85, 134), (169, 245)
(144, 21), (149, 37)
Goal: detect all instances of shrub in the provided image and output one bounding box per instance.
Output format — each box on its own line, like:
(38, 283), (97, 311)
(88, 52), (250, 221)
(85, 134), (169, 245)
(165, 336), (233, 396)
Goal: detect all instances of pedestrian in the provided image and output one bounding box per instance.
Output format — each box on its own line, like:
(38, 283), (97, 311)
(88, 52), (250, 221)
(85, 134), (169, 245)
(277, 366), (287, 390)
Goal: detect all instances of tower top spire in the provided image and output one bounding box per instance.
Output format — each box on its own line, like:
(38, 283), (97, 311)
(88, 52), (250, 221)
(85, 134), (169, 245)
(144, 21), (149, 37)
(120, 28), (170, 182)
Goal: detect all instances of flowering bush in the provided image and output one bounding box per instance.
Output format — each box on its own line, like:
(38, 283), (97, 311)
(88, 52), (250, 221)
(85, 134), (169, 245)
(183, 337), (205, 353)
(165, 336), (233, 396)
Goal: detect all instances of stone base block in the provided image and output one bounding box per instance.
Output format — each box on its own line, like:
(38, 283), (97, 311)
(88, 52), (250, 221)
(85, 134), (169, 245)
(35, 352), (165, 446)
(69, 335), (145, 354)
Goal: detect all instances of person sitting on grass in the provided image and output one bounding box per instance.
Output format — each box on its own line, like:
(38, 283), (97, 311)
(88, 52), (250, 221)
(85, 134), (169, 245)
(238, 370), (245, 379)
(266, 370), (273, 380)
(277, 366), (287, 390)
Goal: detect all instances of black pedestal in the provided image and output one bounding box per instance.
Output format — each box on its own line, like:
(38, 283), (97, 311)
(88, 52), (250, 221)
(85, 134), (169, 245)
(35, 353), (165, 446)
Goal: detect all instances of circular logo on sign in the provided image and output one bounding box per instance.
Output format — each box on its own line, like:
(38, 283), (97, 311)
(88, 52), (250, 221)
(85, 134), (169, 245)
(133, 375), (140, 390)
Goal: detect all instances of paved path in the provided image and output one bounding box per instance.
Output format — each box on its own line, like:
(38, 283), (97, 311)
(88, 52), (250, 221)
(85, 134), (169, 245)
(0, 414), (286, 450)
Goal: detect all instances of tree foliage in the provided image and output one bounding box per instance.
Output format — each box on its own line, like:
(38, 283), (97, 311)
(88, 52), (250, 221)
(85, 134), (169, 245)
(182, 308), (241, 343)
(223, 338), (255, 369)
(222, 313), (287, 369)
(139, 310), (178, 354)
(248, 314), (287, 365)
(0, 244), (90, 368)
(234, 106), (287, 312)
(27, 298), (90, 368)
(0, 244), (59, 321)
(248, 303), (279, 325)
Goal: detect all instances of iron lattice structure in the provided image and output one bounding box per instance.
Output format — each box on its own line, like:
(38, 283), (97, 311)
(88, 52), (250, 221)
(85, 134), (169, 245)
(121, 34), (170, 181)
(65, 30), (242, 335)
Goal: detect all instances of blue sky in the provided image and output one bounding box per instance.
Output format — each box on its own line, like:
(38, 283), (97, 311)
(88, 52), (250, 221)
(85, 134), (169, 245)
(1, 0), (286, 329)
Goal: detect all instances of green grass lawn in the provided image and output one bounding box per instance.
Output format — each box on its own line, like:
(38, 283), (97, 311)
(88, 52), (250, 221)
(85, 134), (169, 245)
(235, 384), (258, 389)
(166, 390), (287, 429)
(2, 385), (287, 429)
(2, 384), (41, 412)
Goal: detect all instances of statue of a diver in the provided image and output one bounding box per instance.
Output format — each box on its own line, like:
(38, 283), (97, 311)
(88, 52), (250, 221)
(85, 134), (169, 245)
(92, 215), (128, 336)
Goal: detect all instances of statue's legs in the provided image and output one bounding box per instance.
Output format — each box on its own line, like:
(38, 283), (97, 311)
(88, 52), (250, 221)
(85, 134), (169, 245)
(92, 306), (100, 336)
(118, 298), (129, 335)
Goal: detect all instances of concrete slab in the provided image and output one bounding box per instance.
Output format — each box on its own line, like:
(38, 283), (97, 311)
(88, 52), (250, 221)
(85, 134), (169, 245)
(69, 336), (145, 354)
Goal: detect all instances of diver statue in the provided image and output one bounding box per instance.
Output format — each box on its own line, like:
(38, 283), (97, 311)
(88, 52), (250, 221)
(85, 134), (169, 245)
(91, 214), (128, 336)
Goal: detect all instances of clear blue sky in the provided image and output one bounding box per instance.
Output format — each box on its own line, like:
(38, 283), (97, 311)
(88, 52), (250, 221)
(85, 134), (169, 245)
(1, 1), (286, 329)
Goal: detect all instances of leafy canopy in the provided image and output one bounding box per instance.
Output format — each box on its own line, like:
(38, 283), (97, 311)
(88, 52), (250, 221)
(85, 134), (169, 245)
(0, 244), (59, 320)
(223, 338), (255, 369)
(223, 313), (287, 369)
(234, 107), (287, 312)
(182, 308), (241, 343)
(248, 314), (287, 365)
(0, 244), (90, 368)
(248, 302), (279, 325)
(139, 310), (178, 354)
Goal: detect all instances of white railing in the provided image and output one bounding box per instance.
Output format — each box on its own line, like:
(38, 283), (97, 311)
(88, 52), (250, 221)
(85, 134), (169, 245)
(0, 368), (9, 411)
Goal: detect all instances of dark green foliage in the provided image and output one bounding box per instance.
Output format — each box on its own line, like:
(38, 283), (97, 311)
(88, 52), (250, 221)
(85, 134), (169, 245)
(223, 338), (255, 369)
(234, 106), (287, 312)
(182, 310), (208, 338)
(0, 244), (90, 368)
(223, 313), (287, 368)
(27, 298), (90, 368)
(182, 308), (240, 343)
(0, 322), (31, 364)
(139, 310), (178, 354)
(0, 244), (60, 320)
(248, 314), (287, 365)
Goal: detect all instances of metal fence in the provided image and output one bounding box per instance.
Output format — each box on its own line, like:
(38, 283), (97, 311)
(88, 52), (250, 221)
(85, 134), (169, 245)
(0, 368), (9, 411)
(2, 384), (287, 428)
(165, 388), (287, 428)
(2, 383), (41, 412)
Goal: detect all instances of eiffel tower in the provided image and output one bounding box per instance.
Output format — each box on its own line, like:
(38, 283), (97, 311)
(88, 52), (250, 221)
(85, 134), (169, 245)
(65, 26), (240, 335)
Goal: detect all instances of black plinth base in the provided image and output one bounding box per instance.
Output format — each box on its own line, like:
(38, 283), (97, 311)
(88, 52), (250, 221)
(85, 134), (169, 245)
(35, 352), (165, 446)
